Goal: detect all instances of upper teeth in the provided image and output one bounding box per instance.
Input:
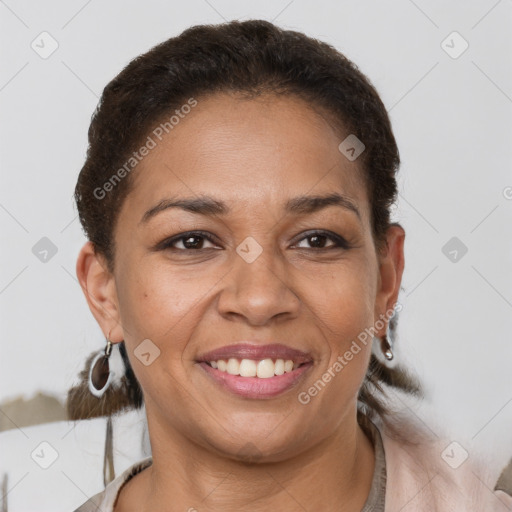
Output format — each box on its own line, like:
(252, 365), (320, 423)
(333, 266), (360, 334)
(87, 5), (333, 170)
(209, 358), (298, 378)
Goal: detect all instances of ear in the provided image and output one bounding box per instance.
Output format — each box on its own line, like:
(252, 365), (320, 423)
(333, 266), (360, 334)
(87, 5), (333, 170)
(76, 241), (124, 342)
(373, 223), (405, 337)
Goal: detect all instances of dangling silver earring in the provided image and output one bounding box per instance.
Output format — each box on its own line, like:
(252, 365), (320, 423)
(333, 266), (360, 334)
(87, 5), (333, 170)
(379, 331), (394, 361)
(88, 338), (115, 397)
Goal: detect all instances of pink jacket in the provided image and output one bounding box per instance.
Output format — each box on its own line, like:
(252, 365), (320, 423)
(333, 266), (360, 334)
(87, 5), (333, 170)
(376, 412), (512, 511)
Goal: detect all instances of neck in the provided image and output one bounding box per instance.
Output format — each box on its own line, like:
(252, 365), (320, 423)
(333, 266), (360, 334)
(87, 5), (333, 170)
(117, 408), (375, 512)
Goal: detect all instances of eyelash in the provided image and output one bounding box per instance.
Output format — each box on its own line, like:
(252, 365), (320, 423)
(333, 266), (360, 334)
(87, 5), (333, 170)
(157, 230), (351, 252)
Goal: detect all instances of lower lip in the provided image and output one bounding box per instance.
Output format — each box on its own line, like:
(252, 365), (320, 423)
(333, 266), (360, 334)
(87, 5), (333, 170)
(197, 361), (313, 399)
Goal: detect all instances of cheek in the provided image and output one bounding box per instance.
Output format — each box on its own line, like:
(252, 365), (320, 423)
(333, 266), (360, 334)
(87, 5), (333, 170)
(302, 254), (376, 391)
(114, 264), (209, 399)
(323, 292), (374, 389)
(115, 257), (224, 342)
(306, 257), (376, 340)
(303, 289), (373, 423)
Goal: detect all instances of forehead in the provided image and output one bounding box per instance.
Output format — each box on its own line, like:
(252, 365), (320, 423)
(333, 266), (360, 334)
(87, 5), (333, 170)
(126, 92), (369, 218)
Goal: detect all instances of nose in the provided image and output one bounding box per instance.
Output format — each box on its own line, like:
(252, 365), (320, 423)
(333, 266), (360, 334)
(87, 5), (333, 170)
(217, 246), (301, 327)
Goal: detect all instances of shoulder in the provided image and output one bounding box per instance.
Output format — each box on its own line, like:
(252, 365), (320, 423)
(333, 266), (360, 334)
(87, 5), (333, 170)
(72, 456), (153, 512)
(372, 409), (512, 511)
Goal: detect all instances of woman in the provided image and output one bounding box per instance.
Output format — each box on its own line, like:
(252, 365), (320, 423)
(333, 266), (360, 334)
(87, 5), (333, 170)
(67, 19), (512, 511)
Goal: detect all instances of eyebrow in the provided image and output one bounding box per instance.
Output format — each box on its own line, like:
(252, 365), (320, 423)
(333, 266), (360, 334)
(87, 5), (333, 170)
(140, 192), (361, 224)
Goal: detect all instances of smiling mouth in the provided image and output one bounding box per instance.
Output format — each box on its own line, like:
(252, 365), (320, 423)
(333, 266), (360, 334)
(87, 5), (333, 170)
(204, 358), (308, 378)
(197, 359), (313, 399)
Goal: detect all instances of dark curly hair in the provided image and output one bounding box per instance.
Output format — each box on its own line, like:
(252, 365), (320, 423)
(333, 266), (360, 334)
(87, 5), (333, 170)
(69, 19), (421, 429)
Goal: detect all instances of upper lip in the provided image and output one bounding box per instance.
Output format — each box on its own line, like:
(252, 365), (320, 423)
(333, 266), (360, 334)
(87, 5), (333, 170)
(196, 343), (313, 364)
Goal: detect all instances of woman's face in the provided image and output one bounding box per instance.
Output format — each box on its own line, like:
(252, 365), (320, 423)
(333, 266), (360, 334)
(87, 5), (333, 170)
(81, 92), (404, 461)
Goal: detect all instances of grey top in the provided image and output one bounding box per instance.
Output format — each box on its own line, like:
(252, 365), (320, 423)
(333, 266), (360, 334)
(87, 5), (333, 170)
(361, 419), (387, 511)
(73, 420), (386, 511)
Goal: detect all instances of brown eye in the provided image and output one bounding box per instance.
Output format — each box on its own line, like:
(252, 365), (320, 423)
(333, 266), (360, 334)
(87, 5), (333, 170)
(158, 231), (220, 251)
(294, 230), (350, 250)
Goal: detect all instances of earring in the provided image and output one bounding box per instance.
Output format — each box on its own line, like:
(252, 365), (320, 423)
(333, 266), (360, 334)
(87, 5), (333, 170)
(88, 338), (115, 397)
(379, 331), (394, 361)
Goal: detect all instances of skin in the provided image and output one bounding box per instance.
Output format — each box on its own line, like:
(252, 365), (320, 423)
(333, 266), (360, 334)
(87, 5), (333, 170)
(77, 91), (405, 512)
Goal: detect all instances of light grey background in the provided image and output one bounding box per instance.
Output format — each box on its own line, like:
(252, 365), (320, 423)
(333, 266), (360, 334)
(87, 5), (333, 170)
(1, 0), (511, 510)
